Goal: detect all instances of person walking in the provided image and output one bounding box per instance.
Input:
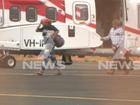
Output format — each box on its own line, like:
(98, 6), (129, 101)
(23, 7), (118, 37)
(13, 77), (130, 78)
(36, 18), (61, 76)
(101, 19), (129, 74)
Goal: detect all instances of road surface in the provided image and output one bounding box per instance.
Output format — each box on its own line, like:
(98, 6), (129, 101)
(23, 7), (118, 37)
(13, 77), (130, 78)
(0, 62), (140, 105)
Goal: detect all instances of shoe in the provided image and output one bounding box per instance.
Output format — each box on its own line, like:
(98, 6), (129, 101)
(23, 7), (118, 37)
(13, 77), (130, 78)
(106, 69), (115, 75)
(56, 70), (62, 75)
(37, 70), (44, 76)
(37, 72), (43, 76)
(123, 70), (129, 75)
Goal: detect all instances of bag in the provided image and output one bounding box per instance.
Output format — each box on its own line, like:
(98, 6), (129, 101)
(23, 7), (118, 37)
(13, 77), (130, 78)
(53, 35), (64, 48)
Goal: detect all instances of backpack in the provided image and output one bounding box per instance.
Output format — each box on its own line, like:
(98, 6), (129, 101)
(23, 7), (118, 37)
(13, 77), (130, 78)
(53, 35), (64, 48)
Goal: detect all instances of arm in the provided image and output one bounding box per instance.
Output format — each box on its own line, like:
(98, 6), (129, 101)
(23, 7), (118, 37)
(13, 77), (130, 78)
(102, 34), (111, 41)
(101, 29), (112, 41)
(51, 25), (59, 36)
(36, 23), (42, 32)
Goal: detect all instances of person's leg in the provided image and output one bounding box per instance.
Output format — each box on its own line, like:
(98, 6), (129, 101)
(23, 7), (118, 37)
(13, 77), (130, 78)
(37, 51), (50, 76)
(50, 41), (62, 75)
(37, 42), (53, 75)
(107, 46), (118, 74)
(50, 46), (57, 64)
(113, 45), (130, 74)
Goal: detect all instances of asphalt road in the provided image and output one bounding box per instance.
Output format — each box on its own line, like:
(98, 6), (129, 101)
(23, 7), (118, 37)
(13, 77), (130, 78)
(0, 62), (140, 105)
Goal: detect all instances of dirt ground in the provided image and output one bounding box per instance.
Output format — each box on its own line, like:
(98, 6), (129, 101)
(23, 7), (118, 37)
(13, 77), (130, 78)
(14, 54), (140, 62)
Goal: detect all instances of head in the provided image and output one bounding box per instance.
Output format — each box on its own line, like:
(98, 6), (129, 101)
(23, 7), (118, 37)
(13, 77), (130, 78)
(41, 18), (51, 26)
(112, 19), (121, 28)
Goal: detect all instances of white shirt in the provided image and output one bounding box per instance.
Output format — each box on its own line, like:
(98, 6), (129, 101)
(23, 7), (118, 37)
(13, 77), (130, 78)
(103, 27), (124, 47)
